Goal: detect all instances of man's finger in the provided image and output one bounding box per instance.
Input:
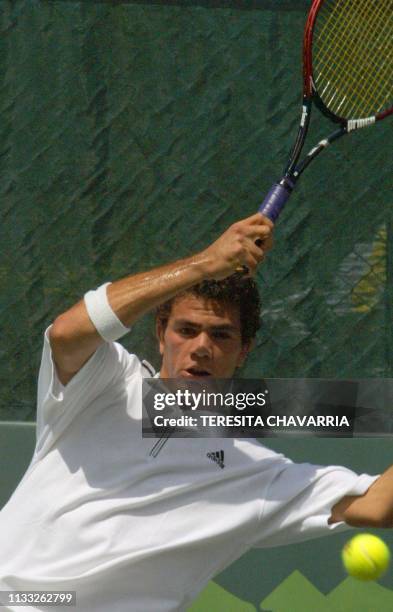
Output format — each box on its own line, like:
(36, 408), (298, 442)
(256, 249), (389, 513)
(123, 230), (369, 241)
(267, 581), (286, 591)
(249, 242), (266, 262)
(246, 212), (274, 227)
(252, 222), (274, 244)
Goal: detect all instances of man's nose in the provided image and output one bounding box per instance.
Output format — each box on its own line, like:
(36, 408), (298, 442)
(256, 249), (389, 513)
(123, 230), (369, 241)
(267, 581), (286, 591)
(191, 332), (212, 357)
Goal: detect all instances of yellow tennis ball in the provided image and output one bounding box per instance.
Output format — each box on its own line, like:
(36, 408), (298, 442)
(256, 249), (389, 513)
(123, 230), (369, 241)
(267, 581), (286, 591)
(342, 534), (390, 581)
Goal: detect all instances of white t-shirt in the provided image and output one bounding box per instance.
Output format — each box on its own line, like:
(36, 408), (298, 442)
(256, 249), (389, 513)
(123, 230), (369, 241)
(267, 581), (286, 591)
(0, 328), (378, 612)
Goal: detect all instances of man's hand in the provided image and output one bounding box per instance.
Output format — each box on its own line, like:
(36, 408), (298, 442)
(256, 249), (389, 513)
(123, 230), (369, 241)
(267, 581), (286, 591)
(201, 213), (274, 280)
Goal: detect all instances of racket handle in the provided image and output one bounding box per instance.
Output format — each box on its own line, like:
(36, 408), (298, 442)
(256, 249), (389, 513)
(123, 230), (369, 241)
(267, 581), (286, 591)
(258, 181), (293, 222)
(236, 180), (294, 274)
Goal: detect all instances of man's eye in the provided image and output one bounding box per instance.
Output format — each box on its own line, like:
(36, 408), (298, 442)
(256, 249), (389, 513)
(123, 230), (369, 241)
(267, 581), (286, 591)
(179, 327), (195, 336)
(212, 331), (230, 340)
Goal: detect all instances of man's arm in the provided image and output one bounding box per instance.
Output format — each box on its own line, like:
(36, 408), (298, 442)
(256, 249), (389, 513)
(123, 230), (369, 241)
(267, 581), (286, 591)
(329, 465), (393, 528)
(50, 213), (273, 385)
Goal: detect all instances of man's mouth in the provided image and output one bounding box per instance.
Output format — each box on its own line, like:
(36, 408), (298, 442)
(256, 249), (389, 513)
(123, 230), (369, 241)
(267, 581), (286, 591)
(184, 367), (212, 378)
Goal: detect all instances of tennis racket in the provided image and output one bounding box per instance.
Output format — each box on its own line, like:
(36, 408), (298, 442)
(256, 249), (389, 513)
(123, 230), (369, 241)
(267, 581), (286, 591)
(258, 0), (393, 223)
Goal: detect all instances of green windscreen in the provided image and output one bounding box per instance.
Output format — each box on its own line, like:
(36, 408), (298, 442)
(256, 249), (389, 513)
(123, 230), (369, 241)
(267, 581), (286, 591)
(0, 0), (392, 421)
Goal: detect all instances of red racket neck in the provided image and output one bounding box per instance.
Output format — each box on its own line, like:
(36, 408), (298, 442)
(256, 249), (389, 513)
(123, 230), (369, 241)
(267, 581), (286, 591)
(303, 0), (324, 99)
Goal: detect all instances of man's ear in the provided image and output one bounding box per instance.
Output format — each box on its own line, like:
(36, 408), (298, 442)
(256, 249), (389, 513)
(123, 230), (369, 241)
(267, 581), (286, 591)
(236, 339), (255, 368)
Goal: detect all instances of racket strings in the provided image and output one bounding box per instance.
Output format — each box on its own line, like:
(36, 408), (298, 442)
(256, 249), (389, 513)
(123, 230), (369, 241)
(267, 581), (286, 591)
(335, 5), (392, 116)
(316, 1), (391, 115)
(315, 1), (389, 114)
(341, 4), (393, 115)
(312, 0), (393, 118)
(316, 1), (392, 116)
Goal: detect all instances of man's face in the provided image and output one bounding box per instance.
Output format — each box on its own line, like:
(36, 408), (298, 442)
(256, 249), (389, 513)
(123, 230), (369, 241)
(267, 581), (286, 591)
(157, 295), (250, 379)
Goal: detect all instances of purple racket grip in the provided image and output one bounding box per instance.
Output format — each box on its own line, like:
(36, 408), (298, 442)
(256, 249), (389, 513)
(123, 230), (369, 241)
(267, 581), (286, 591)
(258, 182), (293, 222)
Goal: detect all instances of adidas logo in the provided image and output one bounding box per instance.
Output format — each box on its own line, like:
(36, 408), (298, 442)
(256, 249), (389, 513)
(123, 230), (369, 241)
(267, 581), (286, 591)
(207, 450), (225, 469)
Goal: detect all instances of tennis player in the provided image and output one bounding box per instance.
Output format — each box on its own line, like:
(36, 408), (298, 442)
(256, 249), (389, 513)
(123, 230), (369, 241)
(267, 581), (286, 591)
(0, 213), (392, 612)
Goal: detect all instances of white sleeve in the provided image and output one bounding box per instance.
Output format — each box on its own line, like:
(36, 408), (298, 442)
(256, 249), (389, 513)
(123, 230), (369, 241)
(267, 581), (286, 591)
(252, 459), (380, 548)
(35, 326), (140, 455)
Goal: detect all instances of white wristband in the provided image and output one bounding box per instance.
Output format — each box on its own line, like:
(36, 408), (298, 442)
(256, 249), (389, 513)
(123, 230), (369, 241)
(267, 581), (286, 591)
(84, 282), (130, 342)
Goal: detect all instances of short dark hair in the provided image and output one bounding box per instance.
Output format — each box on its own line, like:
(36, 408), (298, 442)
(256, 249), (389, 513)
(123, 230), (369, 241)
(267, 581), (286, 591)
(155, 273), (261, 345)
